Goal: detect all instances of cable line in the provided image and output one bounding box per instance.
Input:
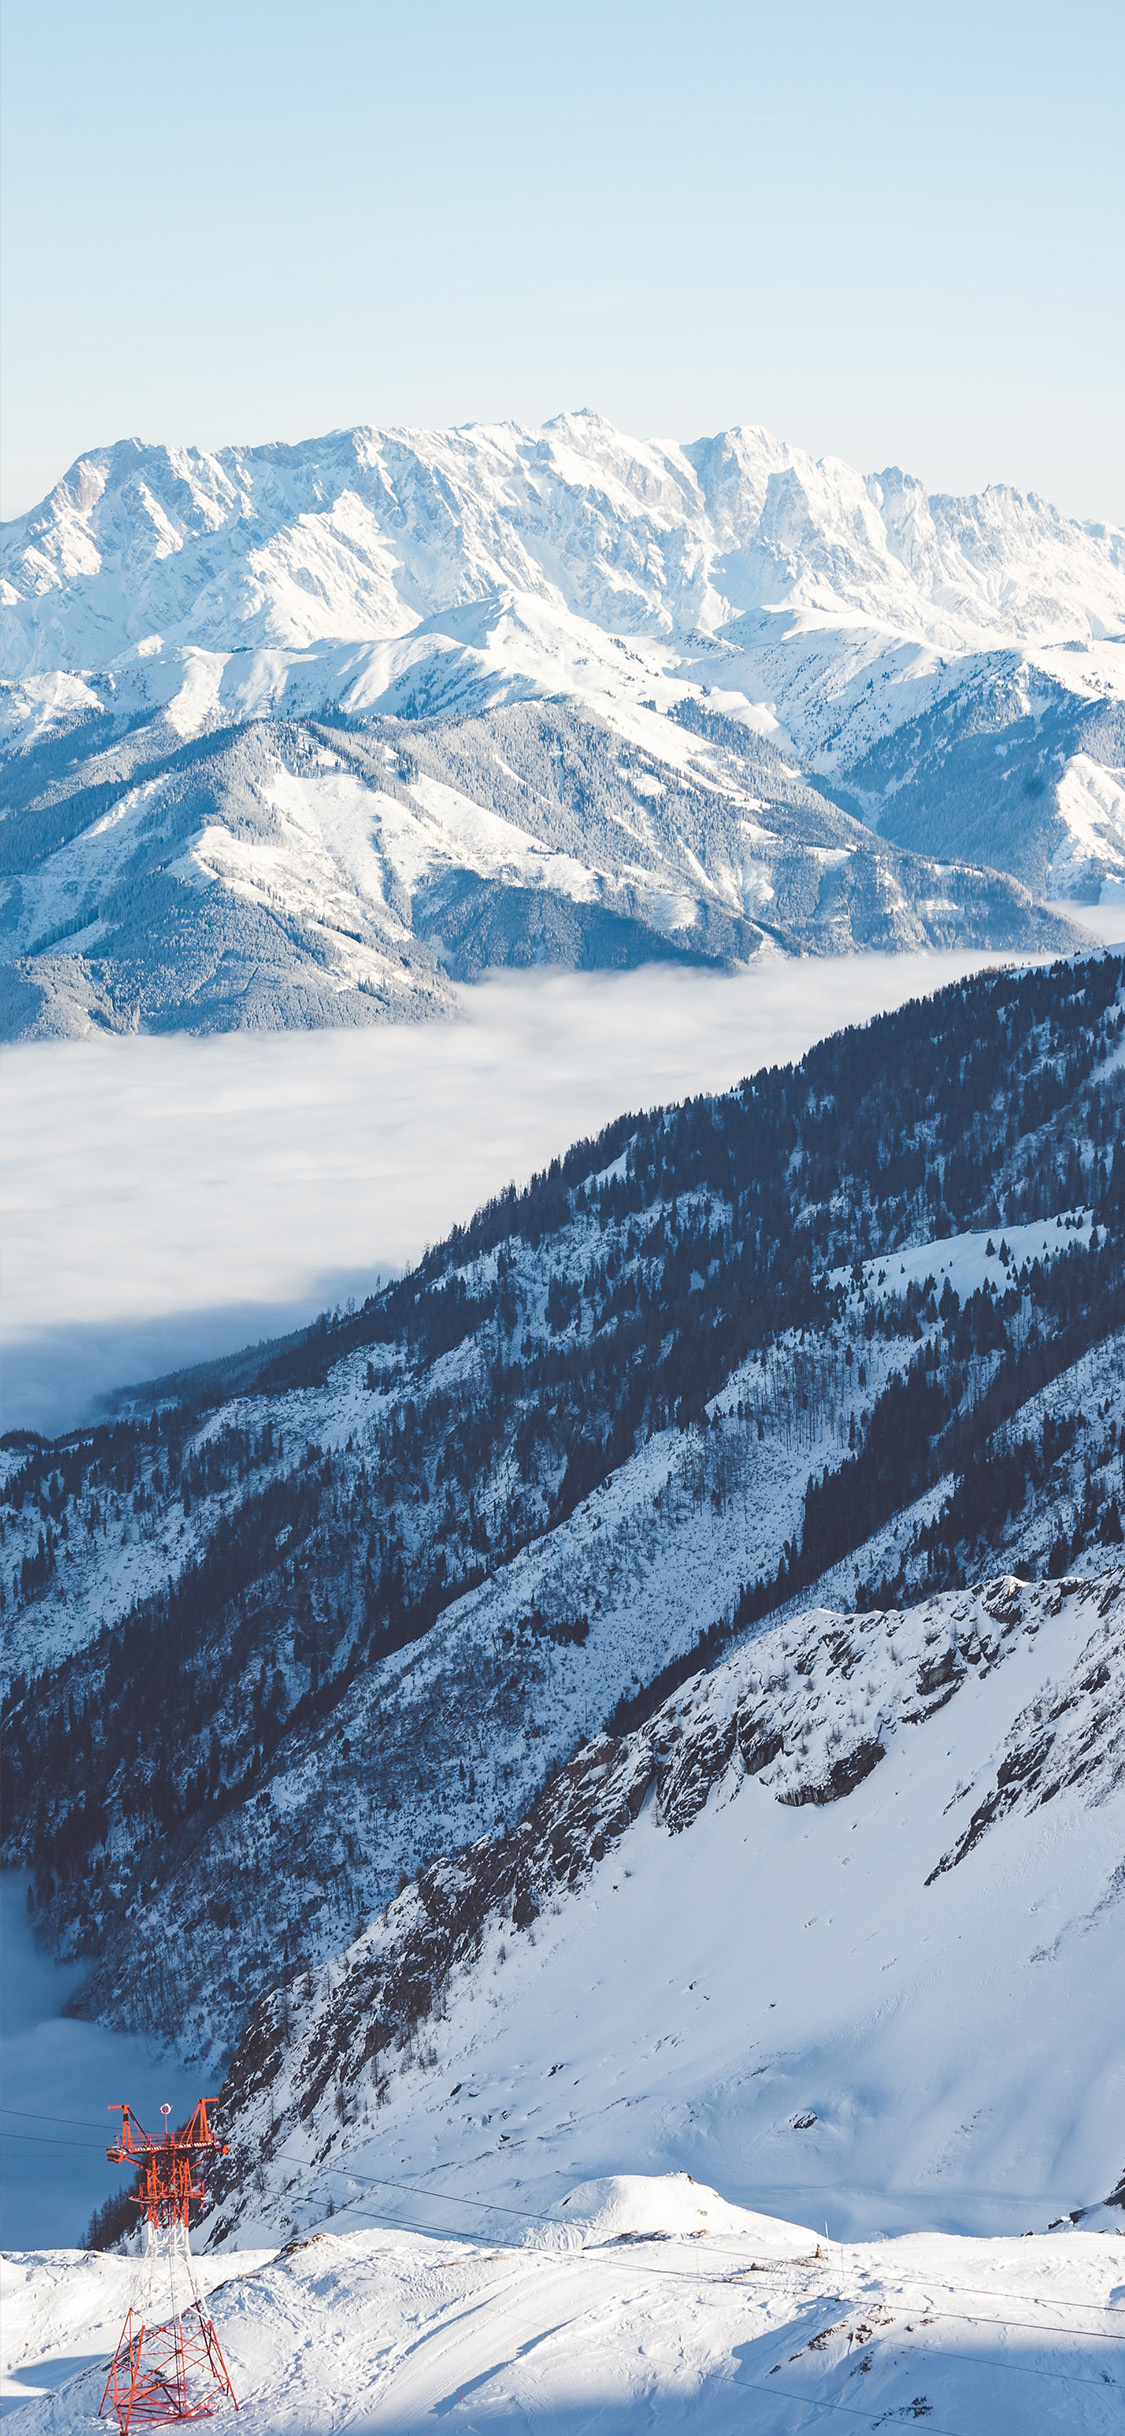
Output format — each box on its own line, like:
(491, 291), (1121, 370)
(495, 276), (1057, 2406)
(736, 2375), (970, 2433)
(1, 2130), (119, 2152)
(268, 2143), (1125, 2331)
(1, 2106), (123, 2133)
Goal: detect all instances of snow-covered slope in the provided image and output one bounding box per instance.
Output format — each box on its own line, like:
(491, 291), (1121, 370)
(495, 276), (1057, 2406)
(5, 962), (1125, 2429)
(4, 2196), (1122, 2431)
(3, 413), (1122, 1035)
(831, 655), (1125, 903)
(207, 1570), (1125, 2250)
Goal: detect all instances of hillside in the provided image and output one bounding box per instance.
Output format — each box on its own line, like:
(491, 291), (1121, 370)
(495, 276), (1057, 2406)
(5, 947), (1125, 2074)
(202, 1566), (1125, 2251)
(3, 412), (1123, 1034)
(4, 946), (1125, 2432)
(3, 698), (1074, 1040)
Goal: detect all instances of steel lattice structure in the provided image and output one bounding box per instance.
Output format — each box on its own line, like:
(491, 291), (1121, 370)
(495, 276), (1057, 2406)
(99, 2101), (238, 2429)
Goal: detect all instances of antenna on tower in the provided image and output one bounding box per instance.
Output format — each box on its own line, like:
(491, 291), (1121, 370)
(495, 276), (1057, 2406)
(99, 2099), (239, 2427)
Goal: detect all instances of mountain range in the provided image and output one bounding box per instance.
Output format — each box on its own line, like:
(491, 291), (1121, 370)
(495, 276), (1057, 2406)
(4, 413), (1124, 1035)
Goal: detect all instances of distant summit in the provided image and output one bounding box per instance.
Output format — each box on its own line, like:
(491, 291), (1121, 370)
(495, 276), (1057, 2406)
(1, 413), (1122, 1035)
(6, 411), (1124, 677)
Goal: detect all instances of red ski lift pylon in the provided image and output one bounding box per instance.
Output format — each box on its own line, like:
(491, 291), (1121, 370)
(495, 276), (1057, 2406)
(99, 2100), (238, 2428)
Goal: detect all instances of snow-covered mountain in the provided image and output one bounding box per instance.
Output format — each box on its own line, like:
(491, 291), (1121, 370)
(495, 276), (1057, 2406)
(0, 698), (1081, 1040)
(6, 415), (1123, 677)
(834, 653), (1125, 902)
(3, 413), (1123, 1035)
(5, 947), (1125, 2087)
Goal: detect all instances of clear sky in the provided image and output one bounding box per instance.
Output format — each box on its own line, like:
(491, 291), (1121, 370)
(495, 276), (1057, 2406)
(1, 0), (1121, 524)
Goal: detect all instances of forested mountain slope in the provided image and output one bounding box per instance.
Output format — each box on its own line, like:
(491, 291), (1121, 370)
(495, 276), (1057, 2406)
(3, 412), (1123, 1034)
(4, 950), (1125, 2070)
(3, 697), (1075, 1041)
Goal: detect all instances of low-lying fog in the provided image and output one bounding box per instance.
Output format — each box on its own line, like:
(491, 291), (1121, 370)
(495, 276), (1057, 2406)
(1, 951), (1055, 1436)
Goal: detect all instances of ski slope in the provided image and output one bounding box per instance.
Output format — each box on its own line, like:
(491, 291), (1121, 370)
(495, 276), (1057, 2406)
(3, 2182), (1122, 2431)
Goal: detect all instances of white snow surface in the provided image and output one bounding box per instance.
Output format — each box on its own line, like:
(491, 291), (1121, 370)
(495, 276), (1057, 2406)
(215, 1572), (1125, 2262)
(1049, 752), (1125, 900)
(4, 2192), (1122, 2430)
(6, 413), (1125, 673)
(830, 1209), (1094, 1301)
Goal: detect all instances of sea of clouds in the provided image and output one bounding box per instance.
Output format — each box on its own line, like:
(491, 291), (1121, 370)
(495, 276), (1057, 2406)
(2, 950), (1048, 1435)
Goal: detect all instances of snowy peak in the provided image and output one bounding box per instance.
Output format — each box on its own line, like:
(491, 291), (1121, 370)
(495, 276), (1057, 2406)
(3, 412), (1123, 1037)
(5, 412), (1124, 684)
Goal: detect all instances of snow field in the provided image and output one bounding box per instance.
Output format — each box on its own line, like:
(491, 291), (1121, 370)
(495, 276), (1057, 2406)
(5, 410), (1120, 1048)
(830, 1210), (1094, 1307)
(3, 2186), (1122, 2431)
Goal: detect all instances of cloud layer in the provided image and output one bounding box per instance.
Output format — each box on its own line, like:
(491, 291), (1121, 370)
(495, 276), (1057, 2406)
(3, 953), (1023, 1433)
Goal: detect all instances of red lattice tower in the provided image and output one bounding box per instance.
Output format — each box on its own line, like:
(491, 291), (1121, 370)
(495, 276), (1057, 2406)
(99, 2100), (239, 2429)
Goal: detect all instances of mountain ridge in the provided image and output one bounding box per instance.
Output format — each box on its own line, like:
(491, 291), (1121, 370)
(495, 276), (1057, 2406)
(3, 412), (1124, 1037)
(0, 693), (1084, 1041)
(6, 414), (1124, 678)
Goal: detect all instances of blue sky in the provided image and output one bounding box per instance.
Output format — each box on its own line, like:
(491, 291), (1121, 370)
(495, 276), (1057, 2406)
(1, 0), (1121, 521)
